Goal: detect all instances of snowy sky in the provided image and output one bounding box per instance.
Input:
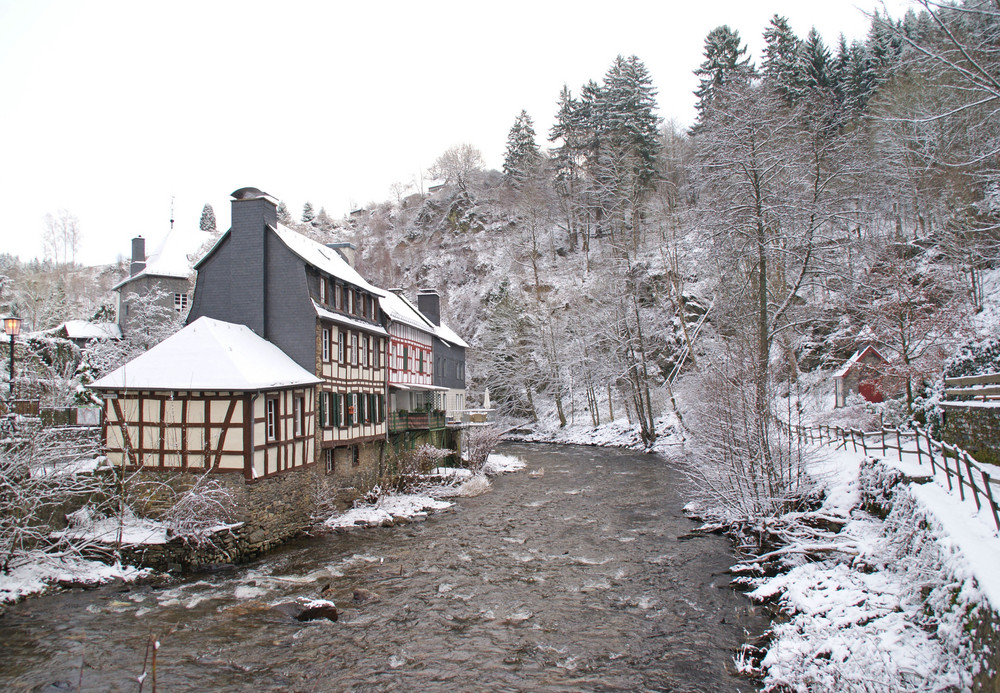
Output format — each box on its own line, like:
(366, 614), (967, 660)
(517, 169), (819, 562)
(0, 0), (914, 266)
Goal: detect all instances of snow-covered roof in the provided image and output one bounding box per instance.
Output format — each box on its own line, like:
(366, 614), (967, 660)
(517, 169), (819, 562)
(59, 320), (121, 341)
(313, 301), (388, 336)
(270, 223), (381, 293)
(90, 316), (321, 392)
(378, 290), (469, 348)
(435, 321), (469, 349)
(833, 345), (888, 379)
(113, 227), (215, 290)
(380, 290), (436, 334)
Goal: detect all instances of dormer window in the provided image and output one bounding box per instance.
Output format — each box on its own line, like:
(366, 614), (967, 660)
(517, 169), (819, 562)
(319, 277), (328, 304)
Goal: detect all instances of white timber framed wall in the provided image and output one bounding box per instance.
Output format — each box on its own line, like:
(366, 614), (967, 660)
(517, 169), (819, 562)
(315, 318), (387, 463)
(102, 386), (316, 482)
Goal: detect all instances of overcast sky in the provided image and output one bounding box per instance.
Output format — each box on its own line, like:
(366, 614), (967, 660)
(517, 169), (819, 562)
(0, 0), (914, 266)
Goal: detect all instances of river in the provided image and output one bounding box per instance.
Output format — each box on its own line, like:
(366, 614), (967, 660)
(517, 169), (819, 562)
(1, 443), (765, 692)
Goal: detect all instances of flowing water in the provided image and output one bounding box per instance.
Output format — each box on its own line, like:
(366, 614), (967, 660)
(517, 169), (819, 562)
(0, 443), (764, 692)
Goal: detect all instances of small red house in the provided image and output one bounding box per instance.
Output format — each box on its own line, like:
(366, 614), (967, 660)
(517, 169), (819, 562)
(833, 345), (889, 407)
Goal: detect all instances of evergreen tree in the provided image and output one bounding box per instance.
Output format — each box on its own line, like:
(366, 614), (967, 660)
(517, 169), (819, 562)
(762, 15), (803, 103)
(597, 55), (661, 192)
(694, 26), (754, 123)
(315, 207), (332, 230)
(549, 85), (584, 194)
(199, 203), (217, 233)
(276, 200), (291, 224)
(800, 27), (833, 93)
(503, 110), (542, 189)
(302, 202), (315, 224)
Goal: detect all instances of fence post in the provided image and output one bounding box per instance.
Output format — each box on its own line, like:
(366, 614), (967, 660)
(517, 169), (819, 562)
(951, 445), (964, 500)
(964, 453), (981, 512)
(914, 429), (923, 466)
(895, 429), (902, 461)
(981, 471), (1000, 531)
(860, 429), (868, 456)
(925, 429), (937, 476)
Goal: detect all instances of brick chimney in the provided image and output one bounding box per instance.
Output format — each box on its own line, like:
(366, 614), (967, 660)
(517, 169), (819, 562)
(129, 236), (146, 276)
(417, 289), (440, 326)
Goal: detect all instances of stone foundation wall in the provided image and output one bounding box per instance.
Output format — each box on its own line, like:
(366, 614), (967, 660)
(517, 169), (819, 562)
(940, 403), (1000, 467)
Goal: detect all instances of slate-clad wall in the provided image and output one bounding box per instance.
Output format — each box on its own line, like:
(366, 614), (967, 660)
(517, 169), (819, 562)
(433, 336), (466, 391)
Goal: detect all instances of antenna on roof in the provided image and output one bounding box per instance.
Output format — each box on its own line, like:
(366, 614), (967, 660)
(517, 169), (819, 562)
(170, 196), (175, 230)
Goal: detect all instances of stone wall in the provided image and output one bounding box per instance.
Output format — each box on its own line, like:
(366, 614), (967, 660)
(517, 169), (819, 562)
(940, 403), (1000, 467)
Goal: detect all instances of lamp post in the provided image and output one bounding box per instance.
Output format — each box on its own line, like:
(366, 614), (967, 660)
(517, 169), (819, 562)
(3, 316), (21, 402)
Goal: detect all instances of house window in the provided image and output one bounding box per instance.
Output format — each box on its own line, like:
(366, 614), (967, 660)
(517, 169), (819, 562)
(322, 328), (330, 362)
(403, 345), (409, 372)
(174, 292), (189, 314)
(319, 391), (327, 427)
(266, 398), (277, 441)
(294, 396), (304, 436)
(319, 277), (328, 304)
(361, 335), (368, 367)
(338, 330), (345, 362)
(347, 289), (354, 315)
(418, 350), (424, 374)
(347, 393), (356, 425)
(351, 333), (359, 366)
(325, 448), (334, 473)
(335, 283), (343, 310)
(457, 362), (465, 381)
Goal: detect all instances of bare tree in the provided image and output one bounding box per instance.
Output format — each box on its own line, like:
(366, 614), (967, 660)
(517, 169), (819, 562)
(42, 210), (82, 267)
(428, 144), (484, 189)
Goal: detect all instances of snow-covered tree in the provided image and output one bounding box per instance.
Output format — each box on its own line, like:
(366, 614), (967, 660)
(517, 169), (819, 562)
(503, 110), (542, 190)
(199, 203), (217, 233)
(42, 210), (81, 267)
(693, 26), (754, 123)
(276, 200), (291, 224)
(429, 144), (484, 189)
(762, 15), (803, 103)
(302, 202), (316, 224)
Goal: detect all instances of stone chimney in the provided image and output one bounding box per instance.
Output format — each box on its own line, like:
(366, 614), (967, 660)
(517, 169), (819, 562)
(417, 289), (441, 326)
(326, 242), (356, 268)
(129, 236), (146, 276)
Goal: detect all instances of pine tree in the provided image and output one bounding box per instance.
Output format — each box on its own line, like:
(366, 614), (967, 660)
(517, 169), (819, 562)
(800, 28), (833, 93)
(199, 204), (217, 233)
(503, 110), (542, 190)
(276, 201), (291, 224)
(549, 85), (584, 195)
(694, 26), (754, 123)
(302, 202), (315, 224)
(598, 55), (661, 192)
(762, 15), (802, 103)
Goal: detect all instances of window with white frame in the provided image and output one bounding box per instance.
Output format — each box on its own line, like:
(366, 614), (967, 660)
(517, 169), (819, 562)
(266, 397), (278, 440)
(294, 396), (304, 436)
(322, 328), (330, 361)
(174, 292), (189, 314)
(338, 330), (345, 362)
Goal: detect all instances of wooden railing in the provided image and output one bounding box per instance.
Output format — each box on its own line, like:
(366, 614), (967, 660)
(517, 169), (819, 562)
(787, 421), (1000, 530)
(944, 372), (1000, 402)
(388, 410), (446, 433)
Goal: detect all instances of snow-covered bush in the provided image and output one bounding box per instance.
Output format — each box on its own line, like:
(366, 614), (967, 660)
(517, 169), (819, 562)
(463, 425), (503, 472)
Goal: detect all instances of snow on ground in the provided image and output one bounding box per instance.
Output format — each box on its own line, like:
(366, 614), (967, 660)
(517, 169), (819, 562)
(508, 413), (682, 452)
(0, 550), (150, 604)
(745, 438), (996, 691)
(54, 506), (169, 545)
(482, 452), (526, 475)
(325, 453), (528, 528)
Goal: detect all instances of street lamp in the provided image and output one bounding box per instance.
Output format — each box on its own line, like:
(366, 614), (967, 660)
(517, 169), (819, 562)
(4, 316), (21, 402)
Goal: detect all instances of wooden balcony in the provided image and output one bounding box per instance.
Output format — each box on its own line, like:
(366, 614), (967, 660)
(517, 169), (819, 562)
(388, 410), (446, 433)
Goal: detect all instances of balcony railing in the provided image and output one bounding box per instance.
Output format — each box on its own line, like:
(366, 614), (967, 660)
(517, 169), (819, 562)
(388, 410), (446, 433)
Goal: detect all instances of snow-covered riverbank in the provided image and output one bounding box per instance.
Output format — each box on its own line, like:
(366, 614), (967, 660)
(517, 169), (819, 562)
(0, 453), (527, 605)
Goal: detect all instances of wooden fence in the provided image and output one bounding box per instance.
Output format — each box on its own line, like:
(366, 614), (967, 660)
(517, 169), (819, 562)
(944, 372), (1000, 402)
(786, 421), (1000, 531)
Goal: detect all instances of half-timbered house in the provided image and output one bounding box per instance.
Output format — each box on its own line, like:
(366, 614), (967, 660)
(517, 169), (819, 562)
(186, 188), (388, 480)
(90, 316), (321, 480)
